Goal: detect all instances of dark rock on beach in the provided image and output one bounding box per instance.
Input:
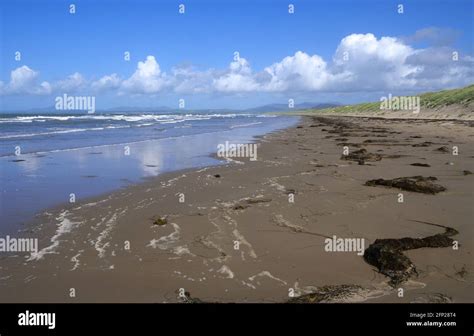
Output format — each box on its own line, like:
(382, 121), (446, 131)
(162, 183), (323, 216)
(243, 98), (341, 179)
(435, 146), (450, 153)
(341, 148), (383, 163)
(152, 216), (168, 226)
(365, 176), (446, 194)
(363, 226), (458, 286)
(410, 163), (431, 167)
(412, 141), (433, 147)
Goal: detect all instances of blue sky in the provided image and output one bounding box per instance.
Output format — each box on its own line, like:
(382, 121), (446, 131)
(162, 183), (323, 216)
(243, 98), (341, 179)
(0, 0), (473, 111)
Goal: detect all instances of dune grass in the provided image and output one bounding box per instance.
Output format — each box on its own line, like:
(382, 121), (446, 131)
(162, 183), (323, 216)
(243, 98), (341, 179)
(288, 84), (474, 116)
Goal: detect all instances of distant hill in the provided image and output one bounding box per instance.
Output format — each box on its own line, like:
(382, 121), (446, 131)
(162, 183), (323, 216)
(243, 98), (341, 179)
(304, 85), (474, 114)
(245, 102), (339, 113)
(104, 106), (172, 112)
(5, 102), (340, 114)
(290, 85), (474, 120)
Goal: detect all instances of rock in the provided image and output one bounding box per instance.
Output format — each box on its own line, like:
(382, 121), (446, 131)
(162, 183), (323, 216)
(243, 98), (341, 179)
(463, 170), (473, 175)
(436, 146), (450, 153)
(152, 216), (168, 226)
(341, 148), (383, 162)
(412, 142), (433, 147)
(246, 197), (272, 204)
(410, 163), (431, 167)
(181, 291), (206, 304)
(365, 176), (446, 194)
(213, 174), (221, 178)
(233, 204), (250, 210)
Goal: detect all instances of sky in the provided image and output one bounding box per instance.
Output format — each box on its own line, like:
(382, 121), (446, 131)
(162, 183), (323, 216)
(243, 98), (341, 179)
(0, 0), (473, 111)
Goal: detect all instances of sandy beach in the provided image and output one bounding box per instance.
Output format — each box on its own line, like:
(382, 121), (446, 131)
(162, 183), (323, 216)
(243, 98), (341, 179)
(0, 115), (473, 303)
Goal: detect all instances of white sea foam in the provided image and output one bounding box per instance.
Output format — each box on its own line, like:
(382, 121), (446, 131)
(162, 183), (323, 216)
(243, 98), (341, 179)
(94, 208), (127, 258)
(28, 210), (79, 261)
(232, 229), (257, 259)
(148, 223), (181, 250)
(217, 265), (235, 279)
(0, 113), (256, 124)
(0, 127), (105, 139)
(173, 245), (193, 256)
(249, 271), (287, 286)
(230, 122), (262, 128)
(70, 251), (83, 271)
(0, 114), (264, 146)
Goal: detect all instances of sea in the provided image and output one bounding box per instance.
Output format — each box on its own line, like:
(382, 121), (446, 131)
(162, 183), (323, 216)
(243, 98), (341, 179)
(0, 112), (298, 234)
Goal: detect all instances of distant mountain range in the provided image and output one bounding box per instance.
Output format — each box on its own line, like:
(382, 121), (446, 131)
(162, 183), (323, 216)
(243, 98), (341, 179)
(244, 102), (339, 112)
(4, 102), (340, 114)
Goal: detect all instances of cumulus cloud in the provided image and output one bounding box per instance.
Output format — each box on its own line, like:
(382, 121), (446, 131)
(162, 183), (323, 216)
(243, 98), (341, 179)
(330, 33), (419, 90)
(91, 73), (122, 92)
(262, 51), (333, 91)
(171, 66), (214, 94)
(1, 65), (51, 95)
(120, 56), (169, 94)
(53, 72), (86, 92)
(404, 47), (474, 89)
(1, 31), (472, 97)
(209, 33), (472, 93)
(213, 57), (260, 92)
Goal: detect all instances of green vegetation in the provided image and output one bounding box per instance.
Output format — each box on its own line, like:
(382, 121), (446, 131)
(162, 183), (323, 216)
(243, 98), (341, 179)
(421, 84), (474, 108)
(288, 84), (474, 116)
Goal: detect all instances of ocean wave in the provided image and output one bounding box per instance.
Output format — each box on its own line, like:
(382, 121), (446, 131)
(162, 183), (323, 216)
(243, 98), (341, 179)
(230, 122), (263, 128)
(0, 113), (262, 139)
(0, 127), (106, 139)
(0, 113), (257, 124)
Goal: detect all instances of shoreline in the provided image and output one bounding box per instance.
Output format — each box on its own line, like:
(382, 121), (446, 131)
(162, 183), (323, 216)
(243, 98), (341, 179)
(14, 127), (288, 237)
(0, 115), (299, 235)
(0, 115), (472, 303)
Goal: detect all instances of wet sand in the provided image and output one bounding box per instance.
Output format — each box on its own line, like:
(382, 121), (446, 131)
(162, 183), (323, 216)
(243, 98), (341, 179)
(0, 116), (473, 303)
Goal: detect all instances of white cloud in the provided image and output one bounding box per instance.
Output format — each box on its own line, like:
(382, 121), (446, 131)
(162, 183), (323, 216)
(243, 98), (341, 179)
(1, 65), (51, 95)
(331, 33), (419, 90)
(262, 51), (332, 91)
(213, 57), (260, 92)
(171, 66), (214, 94)
(404, 47), (474, 89)
(1, 31), (472, 97)
(53, 72), (86, 92)
(91, 73), (121, 92)
(120, 56), (169, 94)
